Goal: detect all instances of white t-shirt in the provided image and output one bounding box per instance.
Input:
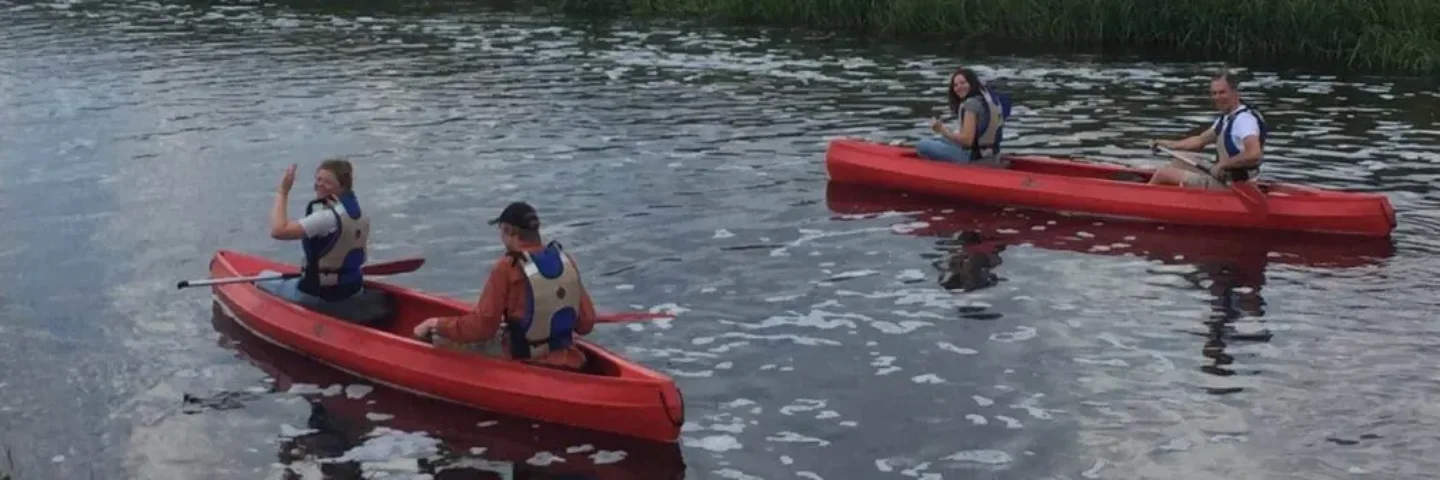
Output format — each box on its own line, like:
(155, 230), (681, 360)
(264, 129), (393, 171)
(298, 202), (345, 239)
(1212, 106), (1261, 150)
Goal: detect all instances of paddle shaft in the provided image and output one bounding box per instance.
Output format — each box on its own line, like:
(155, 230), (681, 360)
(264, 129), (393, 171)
(1155, 145), (1268, 212)
(178, 273), (298, 288)
(176, 256), (425, 290)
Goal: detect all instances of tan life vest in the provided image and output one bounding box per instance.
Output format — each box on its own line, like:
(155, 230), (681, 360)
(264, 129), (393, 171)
(505, 241), (586, 359)
(299, 191), (370, 300)
(968, 89), (1006, 160)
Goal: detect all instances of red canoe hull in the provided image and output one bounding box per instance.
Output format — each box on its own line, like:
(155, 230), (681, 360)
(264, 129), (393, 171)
(824, 139), (1397, 238)
(208, 249), (685, 444)
(824, 182), (1396, 271)
(209, 305), (687, 479)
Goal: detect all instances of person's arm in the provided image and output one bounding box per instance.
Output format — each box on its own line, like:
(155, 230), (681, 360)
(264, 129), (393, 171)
(1215, 114), (1263, 170)
(269, 165), (309, 240)
(1154, 122), (1218, 152)
(434, 259), (509, 343)
(948, 109), (980, 147)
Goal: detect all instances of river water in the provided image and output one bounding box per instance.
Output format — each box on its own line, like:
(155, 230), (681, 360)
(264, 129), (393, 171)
(2, 1), (1438, 479)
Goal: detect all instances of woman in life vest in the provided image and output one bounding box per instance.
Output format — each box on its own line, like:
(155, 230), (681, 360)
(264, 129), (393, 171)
(915, 66), (1012, 166)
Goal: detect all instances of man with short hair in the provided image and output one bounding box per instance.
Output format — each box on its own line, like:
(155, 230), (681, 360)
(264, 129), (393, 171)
(413, 202), (598, 371)
(1148, 72), (1269, 189)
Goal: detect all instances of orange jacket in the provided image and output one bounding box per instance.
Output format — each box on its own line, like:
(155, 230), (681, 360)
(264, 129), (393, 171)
(436, 241), (597, 369)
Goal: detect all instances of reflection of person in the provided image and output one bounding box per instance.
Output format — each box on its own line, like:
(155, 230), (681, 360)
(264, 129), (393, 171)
(1190, 263), (1271, 378)
(939, 231), (1004, 292)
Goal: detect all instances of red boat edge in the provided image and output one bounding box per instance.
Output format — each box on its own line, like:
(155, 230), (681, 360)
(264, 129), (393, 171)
(207, 249), (685, 444)
(208, 303), (688, 479)
(824, 138), (1398, 238)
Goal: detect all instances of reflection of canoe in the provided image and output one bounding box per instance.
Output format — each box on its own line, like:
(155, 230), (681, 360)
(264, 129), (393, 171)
(208, 250), (684, 444)
(208, 305), (687, 479)
(824, 139), (1397, 238)
(824, 182), (1396, 270)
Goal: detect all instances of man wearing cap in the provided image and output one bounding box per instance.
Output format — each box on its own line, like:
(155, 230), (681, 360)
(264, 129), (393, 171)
(412, 202), (599, 371)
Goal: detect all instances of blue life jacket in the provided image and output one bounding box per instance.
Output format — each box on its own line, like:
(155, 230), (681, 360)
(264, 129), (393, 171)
(299, 191), (368, 301)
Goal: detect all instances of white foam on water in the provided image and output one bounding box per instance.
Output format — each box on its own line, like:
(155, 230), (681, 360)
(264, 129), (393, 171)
(839, 421), (858, 427)
(615, 284), (634, 290)
(972, 395), (994, 406)
(871, 320), (933, 334)
(944, 449), (1014, 465)
(366, 412), (394, 421)
(828, 269), (879, 280)
(566, 444), (595, 453)
(780, 455), (794, 465)
(591, 450), (627, 464)
(994, 415), (1024, 429)
(475, 421), (498, 428)
(280, 423), (317, 438)
(683, 434), (743, 452)
(815, 410), (840, 419)
(766, 431), (831, 446)
(713, 468), (764, 480)
(797, 472), (824, 480)
(989, 326), (1037, 343)
(779, 398), (827, 415)
(911, 374), (945, 384)
(895, 269), (926, 281)
(333, 427), (440, 464)
(765, 294), (803, 302)
(938, 341), (979, 355)
(714, 229), (735, 238)
(966, 414), (987, 425)
(526, 451), (565, 466)
(344, 384), (374, 399)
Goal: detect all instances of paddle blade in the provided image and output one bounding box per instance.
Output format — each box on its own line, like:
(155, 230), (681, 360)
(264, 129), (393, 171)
(1231, 181), (1270, 214)
(360, 257), (425, 275)
(597, 312), (677, 324)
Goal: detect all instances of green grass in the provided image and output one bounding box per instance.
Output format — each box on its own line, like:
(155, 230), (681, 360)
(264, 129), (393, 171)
(547, 0), (1440, 73)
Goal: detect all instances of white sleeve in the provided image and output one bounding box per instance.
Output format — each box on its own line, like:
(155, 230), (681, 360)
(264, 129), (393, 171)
(298, 207), (339, 238)
(1229, 113), (1260, 141)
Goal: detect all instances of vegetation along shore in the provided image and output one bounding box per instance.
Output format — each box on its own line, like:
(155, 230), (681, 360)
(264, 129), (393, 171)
(549, 0), (1440, 74)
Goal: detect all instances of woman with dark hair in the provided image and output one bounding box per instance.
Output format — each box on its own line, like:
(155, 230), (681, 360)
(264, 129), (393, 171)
(915, 67), (1012, 166)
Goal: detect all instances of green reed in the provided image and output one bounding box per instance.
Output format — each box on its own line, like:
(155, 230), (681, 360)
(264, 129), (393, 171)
(549, 0), (1440, 73)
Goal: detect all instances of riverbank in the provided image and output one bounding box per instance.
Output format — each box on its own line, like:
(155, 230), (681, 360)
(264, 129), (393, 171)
(549, 0), (1440, 74)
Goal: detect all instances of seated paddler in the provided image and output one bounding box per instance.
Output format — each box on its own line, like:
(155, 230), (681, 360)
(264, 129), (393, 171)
(412, 202), (599, 372)
(915, 66), (1013, 166)
(260, 159), (389, 326)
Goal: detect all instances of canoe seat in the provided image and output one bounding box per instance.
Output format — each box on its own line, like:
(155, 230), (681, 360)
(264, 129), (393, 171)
(304, 288), (396, 329)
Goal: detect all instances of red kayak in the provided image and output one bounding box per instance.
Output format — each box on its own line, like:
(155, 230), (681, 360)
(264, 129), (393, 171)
(208, 249), (685, 444)
(207, 305), (687, 479)
(825, 183), (1396, 273)
(825, 139), (1397, 238)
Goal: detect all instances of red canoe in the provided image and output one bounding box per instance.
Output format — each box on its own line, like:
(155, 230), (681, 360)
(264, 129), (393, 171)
(208, 249), (685, 444)
(824, 139), (1397, 238)
(207, 305), (687, 479)
(824, 183), (1396, 273)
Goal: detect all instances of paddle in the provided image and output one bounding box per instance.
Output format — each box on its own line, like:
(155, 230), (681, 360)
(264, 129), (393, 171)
(175, 257), (426, 289)
(1153, 145), (1269, 214)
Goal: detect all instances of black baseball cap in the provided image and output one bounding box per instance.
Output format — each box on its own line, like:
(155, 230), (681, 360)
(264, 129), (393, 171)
(487, 201), (540, 229)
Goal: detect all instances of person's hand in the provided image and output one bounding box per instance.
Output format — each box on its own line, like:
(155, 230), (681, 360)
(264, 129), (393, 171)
(412, 317), (441, 340)
(930, 117), (946, 134)
(1209, 163), (1225, 179)
(278, 164), (296, 195)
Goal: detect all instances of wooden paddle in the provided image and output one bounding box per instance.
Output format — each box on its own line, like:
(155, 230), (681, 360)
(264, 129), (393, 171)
(1154, 145), (1269, 214)
(176, 257), (426, 289)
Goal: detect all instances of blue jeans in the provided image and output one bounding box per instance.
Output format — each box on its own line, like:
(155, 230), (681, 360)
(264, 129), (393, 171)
(256, 269), (391, 326)
(915, 137), (1006, 166)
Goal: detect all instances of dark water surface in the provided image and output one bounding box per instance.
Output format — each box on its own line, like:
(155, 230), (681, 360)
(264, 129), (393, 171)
(2, 1), (1439, 479)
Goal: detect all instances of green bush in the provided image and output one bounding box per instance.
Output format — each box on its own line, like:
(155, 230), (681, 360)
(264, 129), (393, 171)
(549, 0), (1440, 73)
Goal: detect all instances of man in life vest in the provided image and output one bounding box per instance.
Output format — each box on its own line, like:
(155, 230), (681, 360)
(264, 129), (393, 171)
(412, 202), (598, 371)
(1148, 71), (1268, 189)
(258, 159), (386, 325)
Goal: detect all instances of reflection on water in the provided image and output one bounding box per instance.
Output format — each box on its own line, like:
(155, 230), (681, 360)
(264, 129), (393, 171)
(0, 0), (1438, 478)
(207, 303), (687, 479)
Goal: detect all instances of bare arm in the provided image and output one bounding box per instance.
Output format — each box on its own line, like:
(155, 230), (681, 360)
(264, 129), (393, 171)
(1163, 128), (1217, 152)
(948, 110), (980, 147)
(1218, 135), (1263, 170)
(269, 192), (307, 240)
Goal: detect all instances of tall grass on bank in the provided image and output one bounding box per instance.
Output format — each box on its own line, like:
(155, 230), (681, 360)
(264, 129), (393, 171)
(549, 0), (1440, 73)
